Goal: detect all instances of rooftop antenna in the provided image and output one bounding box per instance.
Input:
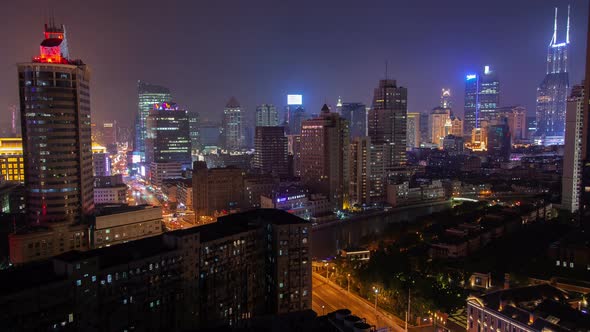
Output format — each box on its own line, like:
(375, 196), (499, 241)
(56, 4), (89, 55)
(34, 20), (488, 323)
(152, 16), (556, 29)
(566, 5), (571, 44)
(551, 7), (558, 46)
(385, 60), (389, 80)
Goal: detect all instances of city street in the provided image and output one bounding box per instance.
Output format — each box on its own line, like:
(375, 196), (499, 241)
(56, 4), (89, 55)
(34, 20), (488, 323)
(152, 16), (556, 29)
(312, 272), (405, 332)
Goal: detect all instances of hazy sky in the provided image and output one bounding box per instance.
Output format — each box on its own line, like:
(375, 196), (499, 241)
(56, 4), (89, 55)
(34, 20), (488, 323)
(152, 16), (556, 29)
(0, 0), (587, 128)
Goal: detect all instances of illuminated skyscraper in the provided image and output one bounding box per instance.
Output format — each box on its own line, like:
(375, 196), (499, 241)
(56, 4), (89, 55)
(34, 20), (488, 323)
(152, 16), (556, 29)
(136, 81), (171, 158)
(256, 104), (279, 127)
(368, 79), (408, 171)
(284, 94), (305, 134)
(222, 97), (244, 150)
(536, 6), (571, 145)
(464, 66), (500, 135)
(340, 102), (367, 138)
(17, 22), (94, 223)
(562, 83), (584, 213)
(253, 126), (288, 176)
(188, 111), (200, 150)
(300, 105), (349, 209)
(406, 112), (421, 149)
(497, 106), (527, 143)
(440, 89), (452, 109)
(145, 103), (192, 168)
(487, 117), (511, 162)
(429, 108), (451, 147)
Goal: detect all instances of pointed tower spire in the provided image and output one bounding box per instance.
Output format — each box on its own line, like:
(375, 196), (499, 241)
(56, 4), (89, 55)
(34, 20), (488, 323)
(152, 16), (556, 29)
(550, 7), (558, 46)
(566, 5), (571, 44)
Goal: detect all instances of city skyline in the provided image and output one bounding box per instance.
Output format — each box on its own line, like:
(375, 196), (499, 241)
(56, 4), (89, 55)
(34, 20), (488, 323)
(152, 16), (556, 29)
(0, 0), (588, 128)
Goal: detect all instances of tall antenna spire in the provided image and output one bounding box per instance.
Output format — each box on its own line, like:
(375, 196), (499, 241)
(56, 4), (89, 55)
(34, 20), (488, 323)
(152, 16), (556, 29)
(566, 5), (571, 44)
(551, 7), (558, 46)
(385, 60), (388, 80)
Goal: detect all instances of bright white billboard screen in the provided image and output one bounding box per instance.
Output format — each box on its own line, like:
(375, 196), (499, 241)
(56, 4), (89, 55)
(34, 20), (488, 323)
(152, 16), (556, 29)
(287, 94), (302, 105)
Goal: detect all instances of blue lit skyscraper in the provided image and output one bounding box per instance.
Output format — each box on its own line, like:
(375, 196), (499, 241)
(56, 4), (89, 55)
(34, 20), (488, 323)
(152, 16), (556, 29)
(464, 66), (500, 135)
(536, 6), (570, 145)
(136, 81), (171, 159)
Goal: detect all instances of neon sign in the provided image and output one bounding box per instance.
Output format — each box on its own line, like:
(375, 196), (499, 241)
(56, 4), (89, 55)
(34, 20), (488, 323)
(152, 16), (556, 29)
(466, 74), (477, 80)
(154, 102), (179, 111)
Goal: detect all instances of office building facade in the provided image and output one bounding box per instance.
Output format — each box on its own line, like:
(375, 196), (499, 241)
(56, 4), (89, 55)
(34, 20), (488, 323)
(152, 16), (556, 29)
(368, 79), (408, 170)
(256, 104), (279, 127)
(253, 126), (289, 176)
(464, 66), (500, 135)
(487, 118), (511, 162)
(440, 88), (452, 109)
(497, 106), (527, 143)
(192, 161), (244, 220)
(0, 209), (312, 330)
(536, 7), (570, 144)
(0, 138), (24, 182)
(340, 102), (367, 138)
(222, 97), (244, 150)
(300, 105), (349, 209)
(188, 111), (200, 151)
(145, 102), (192, 168)
(136, 81), (171, 157)
(406, 112), (421, 149)
(562, 83), (584, 213)
(17, 22), (94, 223)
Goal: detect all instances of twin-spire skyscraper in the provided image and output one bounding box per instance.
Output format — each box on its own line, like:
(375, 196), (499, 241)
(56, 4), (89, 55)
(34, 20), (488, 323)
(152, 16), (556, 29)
(535, 6), (571, 145)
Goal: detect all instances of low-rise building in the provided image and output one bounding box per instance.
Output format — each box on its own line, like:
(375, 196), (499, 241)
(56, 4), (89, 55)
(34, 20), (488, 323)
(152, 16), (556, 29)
(93, 184), (127, 204)
(243, 174), (279, 209)
(387, 180), (445, 207)
(150, 162), (182, 188)
(176, 179), (193, 209)
(0, 209), (311, 330)
(0, 137), (24, 182)
(8, 222), (89, 265)
(92, 204), (163, 248)
(339, 247), (371, 262)
(260, 192), (332, 221)
(467, 284), (589, 332)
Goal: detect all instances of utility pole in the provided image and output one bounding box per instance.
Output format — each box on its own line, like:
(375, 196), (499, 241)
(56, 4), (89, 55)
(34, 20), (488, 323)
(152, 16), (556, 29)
(406, 289), (411, 332)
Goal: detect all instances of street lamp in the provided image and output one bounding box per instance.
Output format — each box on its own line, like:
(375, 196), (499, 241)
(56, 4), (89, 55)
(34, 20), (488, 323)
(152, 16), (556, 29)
(373, 287), (379, 310)
(324, 263), (329, 282)
(322, 305), (325, 315)
(347, 274), (351, 293)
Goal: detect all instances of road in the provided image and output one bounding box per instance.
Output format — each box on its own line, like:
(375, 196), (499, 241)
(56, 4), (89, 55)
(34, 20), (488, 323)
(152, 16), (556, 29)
(312, 272), (404, 332)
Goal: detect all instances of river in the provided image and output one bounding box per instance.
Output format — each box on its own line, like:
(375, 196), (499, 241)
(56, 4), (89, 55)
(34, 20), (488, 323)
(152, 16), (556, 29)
(311, 202), (451, 259)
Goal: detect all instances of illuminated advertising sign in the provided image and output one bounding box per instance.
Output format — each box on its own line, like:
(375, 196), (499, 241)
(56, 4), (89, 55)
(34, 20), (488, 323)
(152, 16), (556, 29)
(466, 74), (477, 81)
(276, 194), (306, 203)
(287, 94), (303, 105)
(154, 102), (179, 111)
(131, 154), (141, 163)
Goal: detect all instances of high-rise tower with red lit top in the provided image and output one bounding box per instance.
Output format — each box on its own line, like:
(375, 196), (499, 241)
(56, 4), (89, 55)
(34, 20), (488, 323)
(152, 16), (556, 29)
(17, 22), (94, 223)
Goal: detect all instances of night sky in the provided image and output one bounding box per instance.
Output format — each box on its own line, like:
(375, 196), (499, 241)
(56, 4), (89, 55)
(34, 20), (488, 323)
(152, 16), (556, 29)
(0, 0), (588, 129)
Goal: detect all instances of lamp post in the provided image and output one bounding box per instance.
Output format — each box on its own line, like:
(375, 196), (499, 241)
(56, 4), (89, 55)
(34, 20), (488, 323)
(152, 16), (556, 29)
(322, 305), (325, 315)
(324, 263), (329, 283)
(347, 273), (351, 293)
(373, 287), (379, 310)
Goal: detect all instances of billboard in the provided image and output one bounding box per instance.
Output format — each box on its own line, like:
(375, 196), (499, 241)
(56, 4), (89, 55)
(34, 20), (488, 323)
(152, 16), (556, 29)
(287, 94), (303, 105)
